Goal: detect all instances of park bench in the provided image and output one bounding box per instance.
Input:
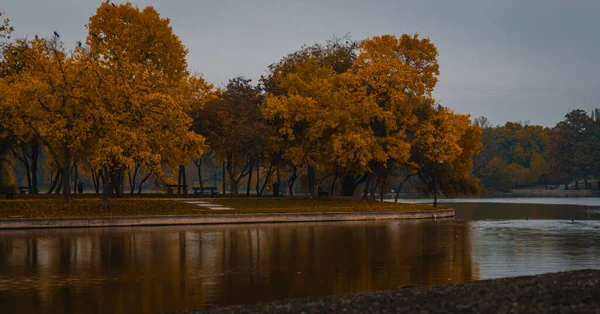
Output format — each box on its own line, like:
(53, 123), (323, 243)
(192, 186), (218, 198)
(318, 187), (329, 197)
(18, 186), (30, 194)
(166, 184), (188, 195)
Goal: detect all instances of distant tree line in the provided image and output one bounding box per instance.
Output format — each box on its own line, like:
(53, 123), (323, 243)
(473, 109), (600, 192)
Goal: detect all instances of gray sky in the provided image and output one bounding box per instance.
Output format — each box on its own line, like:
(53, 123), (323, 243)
(3, 0), (599, 126)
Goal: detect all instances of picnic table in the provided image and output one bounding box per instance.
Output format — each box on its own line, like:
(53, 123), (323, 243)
(166, 184), (188, 195)
(192, 186), (218, 198)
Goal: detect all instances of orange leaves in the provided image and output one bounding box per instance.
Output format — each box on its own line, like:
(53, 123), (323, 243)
(261, 35), (447, 176)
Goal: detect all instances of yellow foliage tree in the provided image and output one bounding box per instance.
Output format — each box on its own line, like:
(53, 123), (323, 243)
(84, 2), (206, 199)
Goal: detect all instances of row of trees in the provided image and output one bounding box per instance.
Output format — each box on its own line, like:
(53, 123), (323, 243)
(473, 109), (600, 192)
(1, 3), (483, 203)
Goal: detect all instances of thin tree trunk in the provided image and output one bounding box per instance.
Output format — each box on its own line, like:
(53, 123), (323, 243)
(246, 159), (253, 197)
(56, 171), (63, 194)
(307, 164), (315, 198)
(255, 163), (260, 195)
(370, 176), (378, 200)
(379, 171), (389, 201)
(91, 168), (98, 194)
(177, 165), (183, 196)
(31, 142), (40, 194)
(288, 165), (297, 196)
(73, 162), (78, 195)
(138, 174), (150, 194)
(394, 174), (416, 203)
(62, 144), (71, 200)
(102, 167), (110, 205)
(182, 165), (187, 195)
(362, 175), (371, 199)
(222, 161), (226, 195)
(48, 171), (60, 194)
(330, 172), (339, 196)
(129, 162), (140, 196)
(273, 166), (281, 196)
(13, 147), (32, 192)
(259, 162), (275, 196)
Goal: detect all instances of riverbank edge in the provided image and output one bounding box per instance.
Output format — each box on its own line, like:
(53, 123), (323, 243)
(0, 209), (453, 229)
(178, 269), (600, 314)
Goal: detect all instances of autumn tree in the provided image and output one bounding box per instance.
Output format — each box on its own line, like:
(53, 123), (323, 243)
(0, 35), (96, 200)
(193, 77), (268, 195)
(546, 109), (594, 189)
(85, 2), (206, 201)
(407, 105), (481, 205)
(350, 34), (442, 198)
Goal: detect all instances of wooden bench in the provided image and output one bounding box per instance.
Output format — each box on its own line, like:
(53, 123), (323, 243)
(18, 186), (30, 194)
(192, 186), (218, 198)
(166, 184), (188, 195)
(318, 187), (329, 197)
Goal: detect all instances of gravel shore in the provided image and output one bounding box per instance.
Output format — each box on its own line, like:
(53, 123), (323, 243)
(176, 270), (600, 313)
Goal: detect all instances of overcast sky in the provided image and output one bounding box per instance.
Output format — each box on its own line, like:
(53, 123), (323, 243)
(2, 0), (599, 126)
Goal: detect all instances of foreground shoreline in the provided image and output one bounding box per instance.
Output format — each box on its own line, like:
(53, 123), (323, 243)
(177, 270), (600, 314)
(0, 209), (453, 229)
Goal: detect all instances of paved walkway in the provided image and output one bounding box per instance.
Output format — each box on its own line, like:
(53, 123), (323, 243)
(177, 199), (234, 211)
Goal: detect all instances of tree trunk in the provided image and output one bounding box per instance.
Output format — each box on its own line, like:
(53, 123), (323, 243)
(288, 166), (297, 196)
(56, 171), (63, 194)
(177, 165), (183, 196)
(62, 144), (71, 200)
(246, 159), (253, 197)
(273, 166), (281, 196)
(341, 174), (368, 197)
(13, 146), (32, 192)
(222, 161), (226, 195)
(259, 162), (275, 196)
(379, 171), (388, 201)
(362, 175), (371, 199)
(48, 171), (60, 194)
(31, 142), (40, 194)
(182, 165), (187, 195)
(307, 164), (315, 198)
(370, 176), (378, 200)
(129, 162), (140, 196)
(330, 172), (339, 196)
(255, 163), (260, 195)
(102, 167), (111, 205)
(73, 162), (78, 195)
(394, 174), (415, 203)
(138, 174), (150, 194)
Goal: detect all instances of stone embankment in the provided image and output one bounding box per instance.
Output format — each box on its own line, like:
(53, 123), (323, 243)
(0, 209), (454, 229)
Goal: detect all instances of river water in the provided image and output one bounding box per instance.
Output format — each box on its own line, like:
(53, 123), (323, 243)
(1, 199), (599, 313)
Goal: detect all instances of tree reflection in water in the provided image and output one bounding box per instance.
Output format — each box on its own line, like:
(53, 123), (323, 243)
(0, 220), (474, 314)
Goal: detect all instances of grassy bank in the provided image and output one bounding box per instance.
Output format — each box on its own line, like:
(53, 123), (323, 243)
(0, 196), (438, 218)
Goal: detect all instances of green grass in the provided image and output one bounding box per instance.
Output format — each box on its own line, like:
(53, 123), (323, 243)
(0, 196), (440, 218)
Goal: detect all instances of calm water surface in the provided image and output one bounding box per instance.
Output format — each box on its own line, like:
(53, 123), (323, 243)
(1, 199), (599, 313)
